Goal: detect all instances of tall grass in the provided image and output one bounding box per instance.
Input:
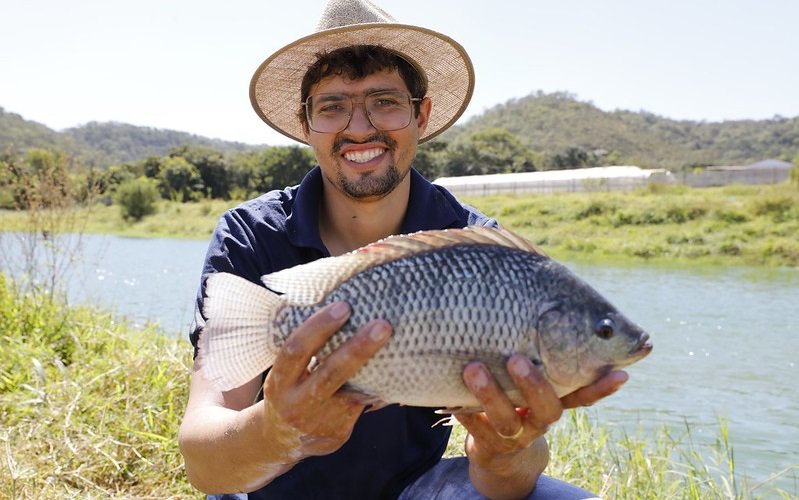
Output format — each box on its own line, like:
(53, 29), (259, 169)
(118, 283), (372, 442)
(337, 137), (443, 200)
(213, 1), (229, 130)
(0, 274), (194, 498)
(444, 412), (795, 499)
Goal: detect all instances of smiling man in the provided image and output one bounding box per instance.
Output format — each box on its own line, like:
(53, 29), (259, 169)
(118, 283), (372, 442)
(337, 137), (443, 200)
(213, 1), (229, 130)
(178, 1), (626, 499)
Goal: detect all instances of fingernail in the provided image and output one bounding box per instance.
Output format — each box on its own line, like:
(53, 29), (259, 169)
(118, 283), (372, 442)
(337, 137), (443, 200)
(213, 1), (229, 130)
(369, 322), (390, 342)
(329, 302), (349, 319)
(510, 356), (531, 377)
(468, 367), (489, 389)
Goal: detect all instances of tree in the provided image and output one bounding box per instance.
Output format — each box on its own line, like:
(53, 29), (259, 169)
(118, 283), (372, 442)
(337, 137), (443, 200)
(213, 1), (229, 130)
(170, 145), (231, 199)
(246, 146), (315, 195)
(157, 156), (203, 201)
(115, 177), (160, 221)
(441, 128), (539, 176)
(414, 139), (448, 180)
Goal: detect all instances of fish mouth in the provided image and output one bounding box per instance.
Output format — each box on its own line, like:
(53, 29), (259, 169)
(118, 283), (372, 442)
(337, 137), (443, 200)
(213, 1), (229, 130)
(630, 332), (653, 359)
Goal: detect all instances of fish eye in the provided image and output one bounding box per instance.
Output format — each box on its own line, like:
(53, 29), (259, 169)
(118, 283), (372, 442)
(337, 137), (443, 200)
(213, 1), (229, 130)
(594, 318), (615, 340)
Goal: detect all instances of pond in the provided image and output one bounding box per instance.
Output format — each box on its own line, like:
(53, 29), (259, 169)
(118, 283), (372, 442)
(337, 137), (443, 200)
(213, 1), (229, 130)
(1, 231), (797, 492)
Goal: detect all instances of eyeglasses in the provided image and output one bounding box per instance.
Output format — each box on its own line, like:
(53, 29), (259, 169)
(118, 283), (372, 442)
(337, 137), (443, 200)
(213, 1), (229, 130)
(303, 90), (422, 133)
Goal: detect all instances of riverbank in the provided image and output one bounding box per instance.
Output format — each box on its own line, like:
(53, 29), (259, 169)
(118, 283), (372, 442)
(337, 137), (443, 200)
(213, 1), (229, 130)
(4, 274), (792, 498)
(1, 182), (796, 267)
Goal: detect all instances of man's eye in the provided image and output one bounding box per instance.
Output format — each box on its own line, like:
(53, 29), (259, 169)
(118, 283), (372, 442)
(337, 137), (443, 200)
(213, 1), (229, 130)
(374, 98), (401, 108)
(318, 103), (346, 114)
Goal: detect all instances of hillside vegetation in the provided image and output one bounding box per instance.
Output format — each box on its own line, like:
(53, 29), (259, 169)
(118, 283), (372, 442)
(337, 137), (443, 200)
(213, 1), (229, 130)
(442, 91), (799, 170)
(0, 107), (260, 168)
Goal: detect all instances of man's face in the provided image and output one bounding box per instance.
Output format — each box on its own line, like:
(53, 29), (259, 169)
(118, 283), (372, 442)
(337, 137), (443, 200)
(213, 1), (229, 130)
(302, 69), (431, 201)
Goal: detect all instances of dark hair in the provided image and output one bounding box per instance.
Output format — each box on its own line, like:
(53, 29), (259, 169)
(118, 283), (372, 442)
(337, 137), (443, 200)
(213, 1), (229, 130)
(298, 45), (427, 126)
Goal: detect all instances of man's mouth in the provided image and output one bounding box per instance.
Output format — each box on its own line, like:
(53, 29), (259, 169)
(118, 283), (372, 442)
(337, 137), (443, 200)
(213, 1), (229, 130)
(343, 148), (385, 163)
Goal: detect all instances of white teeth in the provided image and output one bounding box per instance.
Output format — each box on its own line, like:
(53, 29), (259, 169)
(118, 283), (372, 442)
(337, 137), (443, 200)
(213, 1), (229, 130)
(344, 148), (384, 163)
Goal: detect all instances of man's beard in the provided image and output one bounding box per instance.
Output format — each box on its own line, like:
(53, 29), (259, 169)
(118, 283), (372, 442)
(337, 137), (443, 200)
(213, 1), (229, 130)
(332, 133), (407, 199)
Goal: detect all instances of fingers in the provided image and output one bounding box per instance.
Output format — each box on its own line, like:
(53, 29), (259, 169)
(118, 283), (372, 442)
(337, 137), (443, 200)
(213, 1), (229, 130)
(461, 363), (525, 441)
(560, 370), (628, 409)
(271, 302), (353, 387)
(506, 356), (563, 427)
(266, 301), (392, 415)
(458, 356), (566, 456)
(299, 320), (392, 403)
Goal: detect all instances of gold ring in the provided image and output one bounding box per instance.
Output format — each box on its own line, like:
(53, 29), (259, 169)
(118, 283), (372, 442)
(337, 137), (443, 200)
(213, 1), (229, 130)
(497, 425), (524, 440)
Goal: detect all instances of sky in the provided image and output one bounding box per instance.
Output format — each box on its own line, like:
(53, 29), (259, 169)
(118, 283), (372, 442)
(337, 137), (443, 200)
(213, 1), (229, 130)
(2, 0), (798, 146)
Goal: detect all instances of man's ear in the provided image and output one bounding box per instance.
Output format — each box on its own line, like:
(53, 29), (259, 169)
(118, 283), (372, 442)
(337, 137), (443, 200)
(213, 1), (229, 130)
(416, 97), (432, 136)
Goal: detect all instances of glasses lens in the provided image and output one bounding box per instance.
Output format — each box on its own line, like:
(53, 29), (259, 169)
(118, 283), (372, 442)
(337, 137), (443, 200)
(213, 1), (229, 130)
(306, 94), (351, 133)
(306, 91), (414, 133)
(365, 91), (413, 131)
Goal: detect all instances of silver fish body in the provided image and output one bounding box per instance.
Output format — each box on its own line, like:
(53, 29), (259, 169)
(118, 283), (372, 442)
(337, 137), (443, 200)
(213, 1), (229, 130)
(200, 227), (652, 409)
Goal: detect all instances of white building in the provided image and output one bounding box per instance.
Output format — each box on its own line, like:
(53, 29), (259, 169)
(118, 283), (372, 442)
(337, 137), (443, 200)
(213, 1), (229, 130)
(434, 166), (675, 196)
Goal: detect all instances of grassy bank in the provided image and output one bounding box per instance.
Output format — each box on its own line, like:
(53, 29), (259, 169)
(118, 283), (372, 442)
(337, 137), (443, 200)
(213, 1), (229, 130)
(0, 275), (194, 498)
(2, 276), (795, 498)
(463, 182), (798, 268)
(1, 182), (796, 266)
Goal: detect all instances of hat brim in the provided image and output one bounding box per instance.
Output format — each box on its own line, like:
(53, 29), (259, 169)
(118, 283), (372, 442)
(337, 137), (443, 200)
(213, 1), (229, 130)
(249, 23), (475, 145)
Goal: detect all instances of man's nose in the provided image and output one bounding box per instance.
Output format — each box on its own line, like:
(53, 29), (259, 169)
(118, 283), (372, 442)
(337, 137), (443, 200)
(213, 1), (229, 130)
(345, 102), (376, 133)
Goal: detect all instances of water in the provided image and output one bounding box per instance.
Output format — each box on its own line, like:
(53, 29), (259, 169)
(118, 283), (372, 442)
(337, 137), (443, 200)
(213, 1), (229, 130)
(0, 232), (207, 335)
(1, 232), (797, 492)
(569, 262), (799, 492)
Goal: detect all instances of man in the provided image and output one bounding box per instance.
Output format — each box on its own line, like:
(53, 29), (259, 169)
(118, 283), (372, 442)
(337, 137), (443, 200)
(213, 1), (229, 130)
(178, 1), (627, 498)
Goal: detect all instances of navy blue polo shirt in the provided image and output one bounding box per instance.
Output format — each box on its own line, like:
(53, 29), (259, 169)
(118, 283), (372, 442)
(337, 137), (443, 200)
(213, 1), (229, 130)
(191, 166), (497, 499)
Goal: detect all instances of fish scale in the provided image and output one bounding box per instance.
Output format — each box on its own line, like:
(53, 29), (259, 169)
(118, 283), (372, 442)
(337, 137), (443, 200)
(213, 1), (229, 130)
(200, 226), (652, 409)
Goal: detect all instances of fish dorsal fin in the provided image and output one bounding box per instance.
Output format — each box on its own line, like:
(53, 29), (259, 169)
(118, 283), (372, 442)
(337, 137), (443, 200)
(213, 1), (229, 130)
(261, 226), (546, 305)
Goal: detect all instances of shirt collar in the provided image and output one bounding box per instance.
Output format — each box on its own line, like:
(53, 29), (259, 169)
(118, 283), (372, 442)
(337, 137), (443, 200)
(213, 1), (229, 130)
(400, 168), (463, 233)
(285, 166), (327, 254)
(286, 166), (463, 252)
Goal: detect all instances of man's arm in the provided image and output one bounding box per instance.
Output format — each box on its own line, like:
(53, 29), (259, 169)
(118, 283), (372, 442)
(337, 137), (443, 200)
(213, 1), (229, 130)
(456, 356), (628, 499)
(178, 302), (393, 494)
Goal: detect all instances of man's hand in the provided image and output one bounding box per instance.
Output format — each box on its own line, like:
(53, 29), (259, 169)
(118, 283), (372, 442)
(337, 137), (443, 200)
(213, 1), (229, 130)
(262, 301), (393, 458)
(454, 355), (628, 499)
(180, 301), (392, 493)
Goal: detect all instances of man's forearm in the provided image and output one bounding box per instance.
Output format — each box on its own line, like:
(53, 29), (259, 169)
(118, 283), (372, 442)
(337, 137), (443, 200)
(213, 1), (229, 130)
(179, 400), (302, 494)
(468, 436), (549, 500)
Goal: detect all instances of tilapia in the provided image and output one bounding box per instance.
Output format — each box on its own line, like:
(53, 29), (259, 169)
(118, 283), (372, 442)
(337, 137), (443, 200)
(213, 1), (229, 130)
(199, 226), (652, 408)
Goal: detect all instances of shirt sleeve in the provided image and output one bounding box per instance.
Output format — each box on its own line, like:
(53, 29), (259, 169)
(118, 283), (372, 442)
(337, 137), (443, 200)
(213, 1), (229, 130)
(188, 209), (275, 356)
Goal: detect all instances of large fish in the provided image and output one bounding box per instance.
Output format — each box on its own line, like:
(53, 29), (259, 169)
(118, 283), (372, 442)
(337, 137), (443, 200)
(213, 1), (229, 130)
(198, 226), (652, 409)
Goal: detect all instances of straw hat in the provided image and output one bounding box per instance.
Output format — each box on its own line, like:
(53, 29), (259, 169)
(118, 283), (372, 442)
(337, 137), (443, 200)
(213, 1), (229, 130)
(249, 0), (475, 144)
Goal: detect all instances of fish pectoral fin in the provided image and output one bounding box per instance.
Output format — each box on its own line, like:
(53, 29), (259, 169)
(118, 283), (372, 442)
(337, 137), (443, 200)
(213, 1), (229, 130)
(339, 384), (392, 412)
(434, 406), (485, 415)
(432, 415), (459, 428)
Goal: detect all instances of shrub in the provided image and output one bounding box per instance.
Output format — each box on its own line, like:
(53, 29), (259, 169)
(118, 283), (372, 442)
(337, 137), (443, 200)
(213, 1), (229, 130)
(115, 177), (160, 221)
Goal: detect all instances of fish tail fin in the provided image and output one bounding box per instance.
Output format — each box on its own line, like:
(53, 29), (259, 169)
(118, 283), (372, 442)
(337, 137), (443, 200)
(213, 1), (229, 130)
(198, 272), (283, 391)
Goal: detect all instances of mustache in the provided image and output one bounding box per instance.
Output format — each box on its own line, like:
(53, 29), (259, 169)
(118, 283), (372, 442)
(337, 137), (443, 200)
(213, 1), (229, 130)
(333, 133), (397, 154)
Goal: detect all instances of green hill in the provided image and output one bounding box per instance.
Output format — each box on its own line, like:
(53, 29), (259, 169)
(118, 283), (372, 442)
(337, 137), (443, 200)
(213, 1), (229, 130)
(0, 107), (262, 167)
(442, 91), (799, 169)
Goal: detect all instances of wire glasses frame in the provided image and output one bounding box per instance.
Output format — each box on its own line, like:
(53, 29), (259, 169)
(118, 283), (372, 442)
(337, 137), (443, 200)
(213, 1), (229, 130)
(303, 90), (423, 133)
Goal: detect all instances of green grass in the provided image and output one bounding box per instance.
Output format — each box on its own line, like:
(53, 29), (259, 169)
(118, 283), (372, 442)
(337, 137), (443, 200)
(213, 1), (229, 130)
(0, 198), (230, 241)
(2, 275), (796, 498)
(461, 183), (799, 268)
(0, 274), (194, 498)
(444, 413), (795, 499)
